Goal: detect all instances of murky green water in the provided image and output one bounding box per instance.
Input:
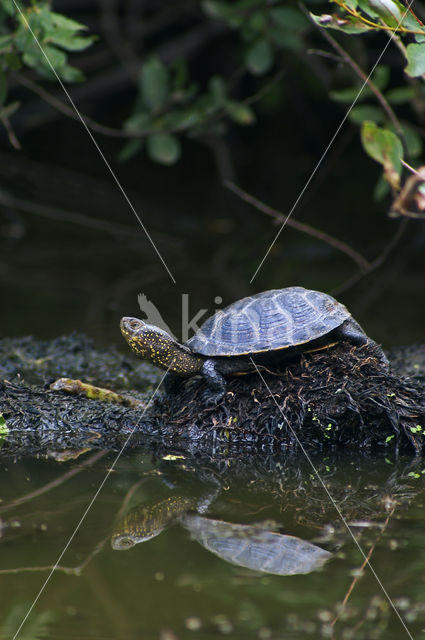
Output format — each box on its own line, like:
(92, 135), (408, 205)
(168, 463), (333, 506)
(1, 450), (424, 640)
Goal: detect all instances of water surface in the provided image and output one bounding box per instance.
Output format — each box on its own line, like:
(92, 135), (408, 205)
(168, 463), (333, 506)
(1, 449), (424, 639)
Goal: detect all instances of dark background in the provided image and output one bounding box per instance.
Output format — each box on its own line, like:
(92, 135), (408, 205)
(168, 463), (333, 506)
(1, 0), (424, 348)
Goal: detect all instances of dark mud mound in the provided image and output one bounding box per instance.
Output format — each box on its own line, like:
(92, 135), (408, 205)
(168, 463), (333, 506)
(160, 342), (425, 452)
(0, 335), (424, 455)
(0, 333), (159, 389)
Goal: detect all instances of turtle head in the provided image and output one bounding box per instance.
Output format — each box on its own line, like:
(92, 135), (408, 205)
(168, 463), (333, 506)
(120, 316), (203, 376)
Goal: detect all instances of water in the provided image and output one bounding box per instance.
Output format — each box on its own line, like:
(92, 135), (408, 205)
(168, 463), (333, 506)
(1, 450), (424, 639)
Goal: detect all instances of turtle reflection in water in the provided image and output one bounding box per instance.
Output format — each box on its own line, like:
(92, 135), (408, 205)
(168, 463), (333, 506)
(121, 286), (388, 400)
(111, 498), (332, 576)
(111, 495), (196, 550)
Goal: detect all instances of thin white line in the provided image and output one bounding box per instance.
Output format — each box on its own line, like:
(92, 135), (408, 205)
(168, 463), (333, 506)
(251, 359), (413, 639)
(11, 0), (176, 284)
(12, 369), (169, 640)
(250, 1), (415, 284)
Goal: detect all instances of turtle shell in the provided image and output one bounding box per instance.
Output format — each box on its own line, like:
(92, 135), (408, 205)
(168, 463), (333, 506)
(185, 287), (351, 357)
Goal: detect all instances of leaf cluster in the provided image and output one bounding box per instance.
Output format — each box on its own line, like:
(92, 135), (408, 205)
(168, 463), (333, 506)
(311, 0), (425, 202)
(120, 57), (258, 164)
(0, 0), (424, 209)
(0, 0), (95, 121)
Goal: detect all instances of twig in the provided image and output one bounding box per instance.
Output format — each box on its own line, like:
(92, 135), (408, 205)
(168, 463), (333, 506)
(14, 73), (138, 138)
(398, 0), (425, 27)
(0, 188), (149, 238)
(1, 116), (21, 150)
(99, 0), (140, 83)
(331, 218), (408, 295)
(225, 180), (371, 271)
(331, 503), (397, 627)
(0, 536), (109, 576)
(311, 20), (405, 142)
(203, 135), (236, 182)
(244, 69), (287, 106)
(0, 451), (107, 513)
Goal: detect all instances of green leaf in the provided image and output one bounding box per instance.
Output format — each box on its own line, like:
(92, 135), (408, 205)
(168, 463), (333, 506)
(405, 43), (425, 78)
(373, 174), (390, 201)
(372, 65), (391, 91)
(171, 59), (188, 91)
(245, 39), (273, 75)
(385, 86), (416, 104)
(118, 138), (143, 162)
(5, 52), (22, 71)
(361, 121), (403, 189)
(22, 47), (43, 71)
(147, 133), (181, 165)
(310, 12), (372, 34)
(58, 64), (84, 83)
(357, 0), (381, 18)
(208, 75), (227, 108)
(15, 22), (35, 53)
(50, 12), (89, 33)
(270, 7), (308, 31)
(345, 0), (361, 10)
(140, 56), (169, 111)
(269, 27), (304, 52)
(162, 109), (201, 130)
(0, 413), (9, 448)
(330, 66), (389, 103)
(414, 32), (425, 44)
(124, 110), (153, 132)
(0, 34), (13, 51)
(0, 0), (15, 17)
(330, 86), (369, 103)
(400, 122), (423, 158)
(225, 101), (256, 125)
(40, 44), (67, 72)
(367, 0), (403, 26)
(202, 0), (237, 24)
(248, 10), (267, 32)
(349, 105), (384, 124)
(46, 30), (96, 52)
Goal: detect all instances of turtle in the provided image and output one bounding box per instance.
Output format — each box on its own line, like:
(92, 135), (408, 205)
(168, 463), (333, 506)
(111, 498), (332, 575)
(111, 495), (197, 550)
(120, 286), (388, 397)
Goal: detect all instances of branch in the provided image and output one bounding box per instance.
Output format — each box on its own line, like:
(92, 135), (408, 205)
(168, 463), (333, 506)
(331, 219), (408, 296)
(310, 18), (405, 141)
(225, 180), (371, 272)
(1, 116), (21, 150)
(0, 188), (147, 238)
(0, 450), (106, 513)
(331, 503), (397, 628)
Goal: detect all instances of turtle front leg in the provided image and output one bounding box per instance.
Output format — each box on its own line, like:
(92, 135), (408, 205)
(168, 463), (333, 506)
(201, 359), (227, 393)
(199, 359), (227, 405)
(339, 318), (389, 369)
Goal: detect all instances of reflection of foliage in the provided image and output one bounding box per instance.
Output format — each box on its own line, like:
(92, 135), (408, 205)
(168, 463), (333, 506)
(0, 603), (56, 640)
